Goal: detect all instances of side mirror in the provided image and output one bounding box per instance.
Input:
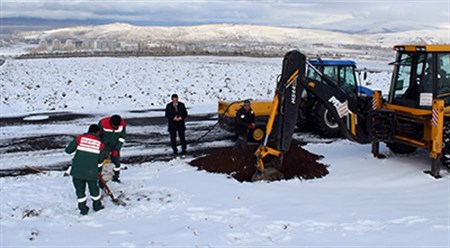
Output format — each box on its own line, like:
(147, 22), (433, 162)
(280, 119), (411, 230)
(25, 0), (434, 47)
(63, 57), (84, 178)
(357, 69), (369, 85)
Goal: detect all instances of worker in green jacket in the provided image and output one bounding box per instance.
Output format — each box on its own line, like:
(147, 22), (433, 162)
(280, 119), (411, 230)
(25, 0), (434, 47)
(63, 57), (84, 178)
(98, 115), (126, 183)
(65, 124), (105, 215)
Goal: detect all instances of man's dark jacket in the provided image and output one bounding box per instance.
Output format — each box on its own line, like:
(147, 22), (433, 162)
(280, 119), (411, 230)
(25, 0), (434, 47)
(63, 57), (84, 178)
(235, 107), (255, 137)
(165, 102), (188, 132)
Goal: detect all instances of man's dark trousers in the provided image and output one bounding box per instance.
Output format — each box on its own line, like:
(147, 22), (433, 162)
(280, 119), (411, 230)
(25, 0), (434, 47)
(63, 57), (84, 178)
(170, 129), (186, 155)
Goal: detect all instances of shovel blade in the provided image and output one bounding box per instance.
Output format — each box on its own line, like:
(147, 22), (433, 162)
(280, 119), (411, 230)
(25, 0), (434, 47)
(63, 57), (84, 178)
(111, 193), (127, 206)
(111, 198), (127, 206)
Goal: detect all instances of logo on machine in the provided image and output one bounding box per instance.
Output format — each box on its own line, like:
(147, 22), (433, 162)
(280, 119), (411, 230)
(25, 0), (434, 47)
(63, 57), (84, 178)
(291, 77), (297, 104)
(286, 70), (299, 105)
(288, 75), (298, 105)
(328, 96), (349, 118)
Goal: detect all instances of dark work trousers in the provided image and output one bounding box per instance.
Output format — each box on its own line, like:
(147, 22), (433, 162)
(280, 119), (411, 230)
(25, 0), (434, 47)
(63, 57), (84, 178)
(72, 177), (102, 214)
(233, 135), (248, 151)
(170, 129), (187, 154)
(102, 147), (121, 180)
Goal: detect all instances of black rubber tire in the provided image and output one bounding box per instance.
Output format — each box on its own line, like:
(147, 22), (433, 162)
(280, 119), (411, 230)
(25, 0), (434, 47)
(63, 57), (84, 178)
(312, 102), (342, 138)
(296, 99), (313, 131)
(249, 125), (265, 142)
(387, 142), (417, 154)
(440, 121), (450, 169)
(296, 105), (314, 131)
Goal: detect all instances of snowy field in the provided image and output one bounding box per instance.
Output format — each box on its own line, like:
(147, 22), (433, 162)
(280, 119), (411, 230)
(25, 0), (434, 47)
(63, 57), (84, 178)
(1, 141), (449, 247)
(1, 55), (449, 247)
(1, 56), (392, 116)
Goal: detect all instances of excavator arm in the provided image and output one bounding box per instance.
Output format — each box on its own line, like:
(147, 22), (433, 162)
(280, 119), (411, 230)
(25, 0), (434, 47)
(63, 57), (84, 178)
(253, 50), (372, 181)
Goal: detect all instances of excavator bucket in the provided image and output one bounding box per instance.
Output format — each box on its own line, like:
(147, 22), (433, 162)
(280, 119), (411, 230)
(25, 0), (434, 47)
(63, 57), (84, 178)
(252, 145), (285, 181)
(251, 167), (284, 181)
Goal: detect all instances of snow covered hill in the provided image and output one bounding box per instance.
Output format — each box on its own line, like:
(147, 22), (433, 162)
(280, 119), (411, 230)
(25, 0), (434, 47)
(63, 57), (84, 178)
(7, 23), (448, 59)
(18, 23), (449, 46)
(19, 23), (377, 46)
(366, 29), (450, 46)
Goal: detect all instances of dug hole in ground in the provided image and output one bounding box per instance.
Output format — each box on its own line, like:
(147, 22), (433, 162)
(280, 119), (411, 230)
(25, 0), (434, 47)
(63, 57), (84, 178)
(189, 142), (328, 182)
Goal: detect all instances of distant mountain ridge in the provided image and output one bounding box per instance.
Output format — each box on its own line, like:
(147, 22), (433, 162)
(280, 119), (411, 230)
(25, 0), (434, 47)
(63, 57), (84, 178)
(6, 23), (449, 59)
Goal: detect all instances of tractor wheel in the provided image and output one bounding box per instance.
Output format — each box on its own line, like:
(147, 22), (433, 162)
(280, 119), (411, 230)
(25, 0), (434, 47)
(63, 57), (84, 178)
(296, 106), (309, 129)
(296, 99), (313, 131)
(312, 102), (342, 138)
(387, 142), (417, 154)
(440, 121), (450, 169)
(250, 125), (265, 143)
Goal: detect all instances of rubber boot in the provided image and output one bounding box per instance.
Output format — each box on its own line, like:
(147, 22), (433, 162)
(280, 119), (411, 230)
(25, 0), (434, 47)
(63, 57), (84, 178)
(78, 202), (89, 215)
(112, 171), (121, 183)
(93, 200), (104, 212)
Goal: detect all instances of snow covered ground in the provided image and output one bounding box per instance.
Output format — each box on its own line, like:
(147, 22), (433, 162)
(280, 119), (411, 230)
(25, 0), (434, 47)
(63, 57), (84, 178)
(1, 141), (449, 247)
(1, 55), (392, 116)
(1, 55), (449, 247)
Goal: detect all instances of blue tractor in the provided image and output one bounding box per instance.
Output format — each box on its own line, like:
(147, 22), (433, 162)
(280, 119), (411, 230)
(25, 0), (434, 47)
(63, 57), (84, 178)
(297, 59), (373, 137)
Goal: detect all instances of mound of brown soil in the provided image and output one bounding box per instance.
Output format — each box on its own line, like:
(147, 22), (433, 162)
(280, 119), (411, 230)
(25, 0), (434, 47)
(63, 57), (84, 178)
(190, 143), (328, 182)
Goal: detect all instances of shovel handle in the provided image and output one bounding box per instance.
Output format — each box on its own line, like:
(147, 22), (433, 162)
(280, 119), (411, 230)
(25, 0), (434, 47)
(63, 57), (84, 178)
(98, 173), (114, 197)
(98, 173), (126, 206)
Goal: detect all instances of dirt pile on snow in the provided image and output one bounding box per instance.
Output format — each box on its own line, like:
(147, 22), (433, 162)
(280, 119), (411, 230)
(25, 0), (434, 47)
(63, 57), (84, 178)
(190, 143), (328, 182)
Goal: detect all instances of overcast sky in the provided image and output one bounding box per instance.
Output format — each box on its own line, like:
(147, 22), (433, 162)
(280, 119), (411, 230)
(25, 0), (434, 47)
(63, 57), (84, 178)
(1, 0), (449, 32)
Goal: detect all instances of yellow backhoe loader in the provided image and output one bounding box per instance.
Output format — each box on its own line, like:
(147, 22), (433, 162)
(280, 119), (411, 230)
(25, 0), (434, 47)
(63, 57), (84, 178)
(253, 45), (450, 181)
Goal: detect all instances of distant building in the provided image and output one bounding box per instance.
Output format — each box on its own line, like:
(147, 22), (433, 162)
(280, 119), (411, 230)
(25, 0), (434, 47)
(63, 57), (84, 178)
(74, 40), (83, 49)
(95, 40), (109, 50)
(138, 41), (148, 51)
(51, 39), (62, 51)
(84, 40), (95, 50)
(63, 39), (75, 51)
(35, 39), (48, 52)
(108, 41), (121, 51)
(122, 43), (138, 52)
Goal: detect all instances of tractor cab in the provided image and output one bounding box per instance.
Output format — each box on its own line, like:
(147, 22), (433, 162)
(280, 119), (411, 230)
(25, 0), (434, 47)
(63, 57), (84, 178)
(389, 45), (450, 109)
(297, 59), (372, 137)
(307, 59), (361, 98)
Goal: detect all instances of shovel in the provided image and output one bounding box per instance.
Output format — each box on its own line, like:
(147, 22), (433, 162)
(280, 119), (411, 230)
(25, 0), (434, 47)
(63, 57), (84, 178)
(98, 173), (127, 206)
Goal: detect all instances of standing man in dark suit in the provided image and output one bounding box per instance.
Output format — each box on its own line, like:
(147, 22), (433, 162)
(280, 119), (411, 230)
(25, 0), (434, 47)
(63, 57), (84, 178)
(165, 94), (188, 157)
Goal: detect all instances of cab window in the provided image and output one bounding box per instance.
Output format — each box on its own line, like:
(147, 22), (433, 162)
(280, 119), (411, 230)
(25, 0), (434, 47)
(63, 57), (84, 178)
(393, 53), (412, 99)
(307, 66), (322, 82)
(392, 53), (427, 107)
(339, 66), (357, 97)
(323, 66), (339, 85)
(437, 53), (450, 104)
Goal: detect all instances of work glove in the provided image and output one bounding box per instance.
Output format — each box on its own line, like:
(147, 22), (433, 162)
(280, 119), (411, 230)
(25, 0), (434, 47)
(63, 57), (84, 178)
(111, 150), (120, 157)
(63, 166), (71, 177)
